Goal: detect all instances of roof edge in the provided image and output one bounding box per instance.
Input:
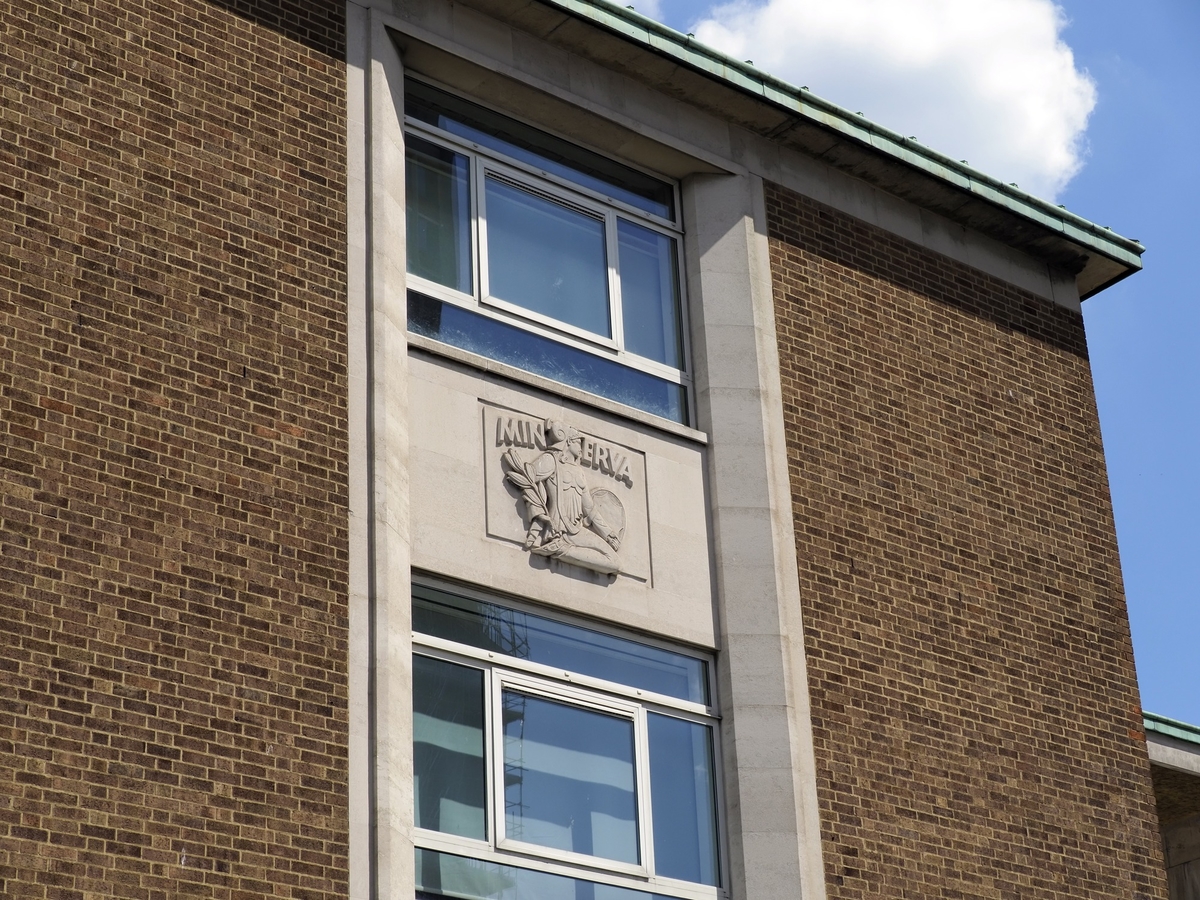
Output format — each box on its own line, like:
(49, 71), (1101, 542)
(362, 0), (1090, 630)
(542, 0), (1143, 279)
(1145, 711), (1200, 748)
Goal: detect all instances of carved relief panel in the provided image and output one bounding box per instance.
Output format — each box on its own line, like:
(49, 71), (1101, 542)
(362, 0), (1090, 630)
(482, 404), (651, 581)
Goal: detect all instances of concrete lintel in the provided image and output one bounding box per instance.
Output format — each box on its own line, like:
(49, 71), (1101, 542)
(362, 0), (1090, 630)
(386, 10), (742, 179)
(1150, 732), (1200, 778)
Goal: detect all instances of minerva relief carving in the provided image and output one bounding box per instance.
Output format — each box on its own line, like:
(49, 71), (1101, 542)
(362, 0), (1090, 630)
(499, 417), (630, 576)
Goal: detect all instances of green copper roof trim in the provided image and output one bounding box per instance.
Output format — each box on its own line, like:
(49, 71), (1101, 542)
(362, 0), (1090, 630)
(541, 0), (1143, 272)
(1145, 711), (1200, 747)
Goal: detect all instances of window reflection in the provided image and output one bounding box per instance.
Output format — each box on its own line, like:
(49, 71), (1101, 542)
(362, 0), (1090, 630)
(413, 656), (487, 840)
(408, 292), (688, 425)
(486, 177), (611, 339)
(618, 220), (681, 368)
(406, 136), (472, 294)
(503, 692), (639, 865)
(416, 849), (673, 900)
(648, 715), (719, 885)
(412, 587), (720, 897)
(413, 585), (708, 704)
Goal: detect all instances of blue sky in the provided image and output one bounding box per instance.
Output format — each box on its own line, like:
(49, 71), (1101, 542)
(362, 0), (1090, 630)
(645, 0), (1199, 723)
(1058, 0), (1200, 725)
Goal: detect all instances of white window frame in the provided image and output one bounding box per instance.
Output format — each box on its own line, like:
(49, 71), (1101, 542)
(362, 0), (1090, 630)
(477, 166), (624, 352)
(403, 88), (694, 421)
(412, 593), (727, 900)
(491, 669), (652, 877)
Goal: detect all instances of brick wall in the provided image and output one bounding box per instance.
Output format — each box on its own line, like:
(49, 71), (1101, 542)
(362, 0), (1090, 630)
(0, 2), (349, 897)
(767, 183), (1167, 899)
(1154, 765), (1200, 828)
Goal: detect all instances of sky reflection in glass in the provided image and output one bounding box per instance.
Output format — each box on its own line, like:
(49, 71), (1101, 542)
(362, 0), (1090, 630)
(413, 656), (487, 840)
(406, 136), (472, 295)
(486, 178), (611, 338)
(412, 585), (707, 704)
(416, 849), (678, 900)
(503, 692), (639, 865)
(648, 714), (719, 885)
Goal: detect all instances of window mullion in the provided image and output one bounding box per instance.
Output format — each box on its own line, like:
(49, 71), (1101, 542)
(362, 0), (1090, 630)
(489, 662), (506, 852)
(607, 209), (625, 353)
(403, 124), (693, 424)
(412, 586), (723, 893)
(470, 150), (482, 302)
(475, 157), (490, 305)
(482, 661), (496, 849)
(709, 718), (730, 892)
(413, 632), (710, 717)
(635, 704), (655, 878)
(673, 228), (696, 422)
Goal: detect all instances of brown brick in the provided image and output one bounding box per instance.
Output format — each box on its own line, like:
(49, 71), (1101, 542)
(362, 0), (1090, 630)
(767, 182), (1167, 900)
(0, 1), (349, 898)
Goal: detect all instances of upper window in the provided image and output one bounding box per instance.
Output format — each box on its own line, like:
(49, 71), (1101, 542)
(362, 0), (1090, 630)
(404, 81), (691, 425)
(412, 584), (723, 900)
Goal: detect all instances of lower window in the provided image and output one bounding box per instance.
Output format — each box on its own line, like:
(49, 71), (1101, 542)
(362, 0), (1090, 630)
(417, 848), (662, 900)
(412, 584), (723, 900)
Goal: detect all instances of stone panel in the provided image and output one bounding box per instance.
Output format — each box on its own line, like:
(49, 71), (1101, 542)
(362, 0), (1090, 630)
(408, 351), (714, 648)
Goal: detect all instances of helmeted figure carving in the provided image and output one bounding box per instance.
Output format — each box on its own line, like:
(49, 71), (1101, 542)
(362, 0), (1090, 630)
(502, 418), (625, 575)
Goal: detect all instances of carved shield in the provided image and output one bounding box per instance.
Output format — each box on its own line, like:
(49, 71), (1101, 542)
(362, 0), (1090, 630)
(591, 489), (626, 543)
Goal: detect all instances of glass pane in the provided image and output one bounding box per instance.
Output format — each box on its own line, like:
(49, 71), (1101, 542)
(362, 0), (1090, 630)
(412, 583), (708, 705)
(415, 848), (679, 900)
(648, 715), (719, 886)
(502, 691), (638, 865)
(485, 177), (610, 338)
(407, 80), (675, 220)
(406, 136), (472, 294)
(413, 655), (487, 840)
(407, 292), (688, 425)
(618, 220), (682, 368)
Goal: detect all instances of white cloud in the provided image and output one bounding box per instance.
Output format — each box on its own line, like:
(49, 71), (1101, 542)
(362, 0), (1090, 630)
(633, 0), (664, 20)
(691, 0), (1096, 199)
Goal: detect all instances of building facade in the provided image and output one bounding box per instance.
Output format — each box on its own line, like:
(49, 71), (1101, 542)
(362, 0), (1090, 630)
(0, 1), (1178, 899)
(1148, 714), (1200, 899)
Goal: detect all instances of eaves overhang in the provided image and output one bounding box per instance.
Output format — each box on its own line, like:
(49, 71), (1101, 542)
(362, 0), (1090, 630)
(1147, 712), (1200, 748)
(457, 0), (1143, 299)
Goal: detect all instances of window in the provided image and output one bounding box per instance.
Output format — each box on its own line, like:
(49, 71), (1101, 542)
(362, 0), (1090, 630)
(413, 584), (723, 900)
(404, 81), (691, 425)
